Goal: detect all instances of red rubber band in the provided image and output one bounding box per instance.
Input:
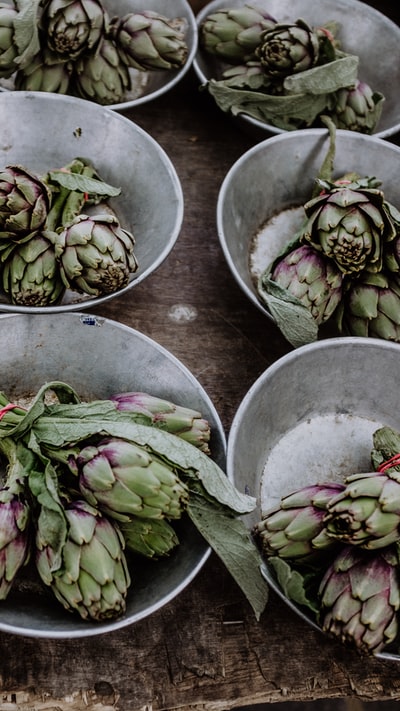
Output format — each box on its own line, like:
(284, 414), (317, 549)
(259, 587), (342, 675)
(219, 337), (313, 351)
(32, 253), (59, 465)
(377, 453), (400, 472)
(0, 403), (24, 420)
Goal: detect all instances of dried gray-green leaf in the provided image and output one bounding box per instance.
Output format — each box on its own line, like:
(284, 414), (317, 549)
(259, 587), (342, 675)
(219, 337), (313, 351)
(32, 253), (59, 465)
(257, 275), (319, 347)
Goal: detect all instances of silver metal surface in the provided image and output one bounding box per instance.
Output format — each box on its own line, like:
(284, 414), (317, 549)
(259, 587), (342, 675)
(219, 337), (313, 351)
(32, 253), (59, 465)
(227, 336), (400, 659)
(193, 0), (400, 139)
(0, 0), (198, 111)
(0, 312), (226, 638)
(217, 129), (400, 321)
(0, 91), (184, 313)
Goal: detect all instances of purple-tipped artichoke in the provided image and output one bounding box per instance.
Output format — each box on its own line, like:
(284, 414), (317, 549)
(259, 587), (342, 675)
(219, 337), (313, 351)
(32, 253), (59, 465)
(40, 0), (107, 59)
(2, 230), (65, 307)
(54, 213), (138, 297)
(0, 165), (51, 243)
(318, 545), (400, 655)
(270, 244), (344, 325)
(337, 271), (400, 342)
(14, 47), (73, 94)
(67, 437), (190, 521)
(326, 79), (385, 135)
(120, 516), (179, 559)
(323, 469), (400, 549)
(73, 35), (131, 105)
(253, 482), (345, 561)
(0, 2), (19, 78)
(255, 18), (321, 78)
(110, 391), (211, 454)
(36, 498), (130, 621)
(199, 5), (276, 64)
(111, 11), (188, 71)
(301, 178), (398, 275)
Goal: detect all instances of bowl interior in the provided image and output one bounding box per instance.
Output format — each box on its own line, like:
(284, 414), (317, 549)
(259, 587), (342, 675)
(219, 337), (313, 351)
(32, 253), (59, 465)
(0, 312), (226, 638)
(0, 91), (183, 312)
(194, 0), (400, 138)
(217, 129), (400, 319)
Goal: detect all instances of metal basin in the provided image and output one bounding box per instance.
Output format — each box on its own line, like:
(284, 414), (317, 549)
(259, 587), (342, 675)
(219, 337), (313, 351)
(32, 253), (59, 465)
(0, 312), (226, 638)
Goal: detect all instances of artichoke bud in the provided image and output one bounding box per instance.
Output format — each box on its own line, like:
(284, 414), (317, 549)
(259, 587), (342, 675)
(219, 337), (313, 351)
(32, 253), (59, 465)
(120, 516), (179, 558)
(270, 244), (344, 325)
(0, 2), (19, 78)
(111, 11), (189, 72)
(253, 482), (345, 562)
(55, 213), (138, 297)
(73, 35), (131, 105)
(200, 5), (276, 64)
(14, 47), (73, 94)
(0, 165), (51, 242)
(36, 498), (130, 621)
(40, 0), (107, 59)
(337, 270), (400, 342)
(318, 545), (400, 655)
(69, 437), (190, 521)
(256, 18), (320, 78)
(326, 79), (385, 135)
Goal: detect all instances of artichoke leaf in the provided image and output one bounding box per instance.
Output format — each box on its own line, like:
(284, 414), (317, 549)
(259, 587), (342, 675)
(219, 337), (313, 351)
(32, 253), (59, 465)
(188, 490), (268, 620)
(13, 0), (41, 69)
(283, 55), (359, 95)
(372, 426), (400, 479)
(257, 275), (319, 348)
(47, 171), (121, 199)
(266, 557), (319, 614)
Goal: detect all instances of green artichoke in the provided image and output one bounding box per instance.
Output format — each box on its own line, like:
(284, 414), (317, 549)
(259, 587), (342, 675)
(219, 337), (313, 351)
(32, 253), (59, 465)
(269, 244), (344, 325)
(0, 2), (19, 78)
(110, 391), (211, 455)
(323, 469), (400, 549)
(111, 11), (188, 71)
(301, 178), (399, 275)
(318, 545), (400, 655)
(2, 230), (65, 307)
(326, 79), (385, 135)
(55, 213), (138, 297)
(120, 516), (179, 558)
(14, 47), (73, 94)
(40, 0), (107, 59)
(68, 437), (190, 521)
(36, 498), (130, 621)
(199, 4), (276, 64)
(253, 482), (345, 561)
(73, 35), (131, 105)
(337, 271), (400, 342)
(255, 18), (320, 78)
(0, 165), (51, 242)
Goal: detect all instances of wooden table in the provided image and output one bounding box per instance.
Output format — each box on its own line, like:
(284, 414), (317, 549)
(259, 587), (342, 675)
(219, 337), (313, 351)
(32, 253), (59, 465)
(2, 3), (400, 709)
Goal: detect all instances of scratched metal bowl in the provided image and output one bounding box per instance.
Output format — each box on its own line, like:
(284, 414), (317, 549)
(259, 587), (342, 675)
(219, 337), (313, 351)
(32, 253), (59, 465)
(0, 0), (198, 111)
(193, 0), (400, 139)
(217, 128), (400, 330)
(0, 90), (183, 313)
(227, 336), (400, 661)
(0, 312), (226, 638)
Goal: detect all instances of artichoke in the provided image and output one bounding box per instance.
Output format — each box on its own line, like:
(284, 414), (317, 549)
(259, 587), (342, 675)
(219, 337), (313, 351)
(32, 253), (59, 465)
(337, 271), (400, 342)
(2, 230), (66, 307)
(0, 165), (51, 242)
(199, 4), (276, 64)
(55, 213), (138, 297)
(120, 516), (179, 558)
(67, 437), (190, 521)
(73, 35), (131, 105)
(255, 18), (320, 78)
(326, 79), (385, 135)
(301, 178), (399, 275)
(0, 2), (19, 78)
(36, 498), (130, 621)
(14, 47), (73, 94)
(318, 545), (400, 654)
(40, 0), (107, 59)
(323, 469), (400, 549)
(269, 244), (344, 325)
(110, 391), (211, 454)
(253, 482), (345, 561)
(111, 11), (188, 71)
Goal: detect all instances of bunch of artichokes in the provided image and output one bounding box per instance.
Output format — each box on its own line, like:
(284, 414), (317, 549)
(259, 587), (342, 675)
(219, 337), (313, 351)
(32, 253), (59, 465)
(253, 424), (400, 655)
(0, 157), (138, 306)
(0, 0), (189, 105)
(0, 382), (263, 623)
(199, 4), (384, 133)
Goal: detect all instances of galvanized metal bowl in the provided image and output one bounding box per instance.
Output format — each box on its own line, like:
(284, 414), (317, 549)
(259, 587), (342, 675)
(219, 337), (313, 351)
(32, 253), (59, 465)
(0, 312), (226, 638)
(227, 336), (400, 660)
(0, 90), (184, 313)
(217, 128), (400, 326)
(0, 0), (198, 111)
(194, 0), (400, 139)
